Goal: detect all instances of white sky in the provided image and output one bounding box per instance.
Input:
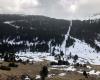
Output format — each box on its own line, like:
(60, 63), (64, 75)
(0, 0), (100, 19)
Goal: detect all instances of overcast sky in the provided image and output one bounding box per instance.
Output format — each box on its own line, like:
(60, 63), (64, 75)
(0, 0), (100, 19)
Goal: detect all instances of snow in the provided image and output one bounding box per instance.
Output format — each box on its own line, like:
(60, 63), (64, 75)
(4, 21), (14, 24)
(4, 21), (20, 29)
(48, 74), (55, 78)
(49, 68), (58, 70)
(35, 74), (55, 79)
(58, 73), (66, 76)
(64, 37), (100, 65)
(51, 65), (76, 72)
(60, 20), (100, 65)
(88, 70), (100, 75)
(2, 20), (100, 66)
(45, 56), (57, 62)
(35, 75), (41, 79)
(25, 76), (31, 80)
(50, 65), (100, 76)
(15, 52), (56, 62)
(77, 71), (83, 74)
(73, 14), (100, 21)
(77, 70), (100, 76)
(2, 19), (100, 66)
(95, 40), (100, 47)
(61, 21), (72, 54)
(0, 58), (4, 63)
(13, 20), (100, 66)
(87, 66), (92, 69)
(65, 66), (76, 71)
(87, 14), (100, 20)
(52, 65), (66, 68)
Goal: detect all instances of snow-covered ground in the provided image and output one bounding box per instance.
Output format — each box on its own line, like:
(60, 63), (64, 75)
(78, 70), (100, 76)
(4, 21), (20, 29)
(88, 70), (100, 75)
(15, 52), (56, 62)
(95, 40), (100, 47)
(61, 21), (72, 54)
(58, 73), (66, 76)
(15, 39), (100, 65)
(73, 14), (100, 21)
(64, 37), (100, 65)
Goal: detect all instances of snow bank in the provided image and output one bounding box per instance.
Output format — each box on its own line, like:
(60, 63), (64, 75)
(58, 73), (66, 76)
(35, 75), (41, 79)
(88, 70), (100, 75)
(15, 52), (56, 62)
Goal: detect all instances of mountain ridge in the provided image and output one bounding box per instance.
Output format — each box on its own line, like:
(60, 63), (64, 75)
(0, 14), (100, 53)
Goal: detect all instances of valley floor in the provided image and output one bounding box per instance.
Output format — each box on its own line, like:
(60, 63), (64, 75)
(0, 61), (100, 80)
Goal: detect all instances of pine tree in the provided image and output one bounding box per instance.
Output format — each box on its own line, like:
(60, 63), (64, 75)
(40, 66), (48, 80)
(83, 71), (88, 78)
(51, 47), (55, 56)
(69, 52), (72, 59)
(60, 51), (64, 57)
(73, 55), (78, 62)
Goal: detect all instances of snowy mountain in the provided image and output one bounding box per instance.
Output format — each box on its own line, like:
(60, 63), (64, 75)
(0, 14), (100, 65)
(76, 13), (100, 21)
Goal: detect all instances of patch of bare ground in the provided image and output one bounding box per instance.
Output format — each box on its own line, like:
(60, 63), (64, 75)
(0, 61), (48, 80)
(91, 65), (100, 71)
(0, 61), (100, 80)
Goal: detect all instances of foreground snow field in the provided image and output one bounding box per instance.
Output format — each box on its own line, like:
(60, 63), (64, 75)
(15, 43), (100, 65)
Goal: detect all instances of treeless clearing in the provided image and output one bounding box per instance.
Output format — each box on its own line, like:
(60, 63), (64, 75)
(0, 61), (100, 80)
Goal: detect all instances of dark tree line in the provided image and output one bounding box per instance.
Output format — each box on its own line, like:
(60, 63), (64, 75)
(66, 36), (75, 47)
(0, 14), (70, 53)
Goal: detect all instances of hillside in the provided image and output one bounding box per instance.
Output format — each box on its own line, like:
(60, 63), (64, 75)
(0, 14), (100, 65)
(0, 14), (100, 80)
